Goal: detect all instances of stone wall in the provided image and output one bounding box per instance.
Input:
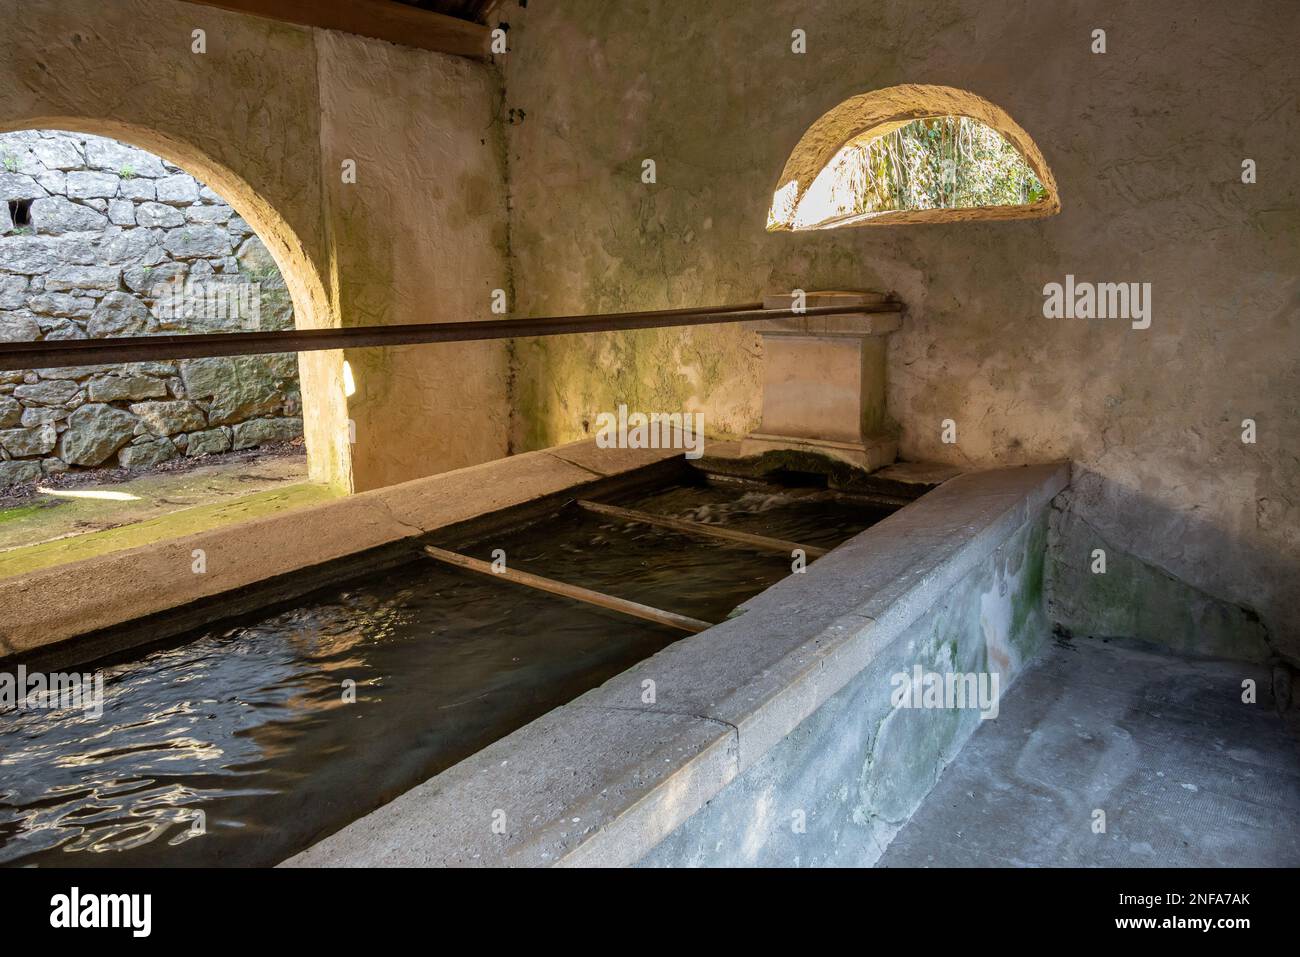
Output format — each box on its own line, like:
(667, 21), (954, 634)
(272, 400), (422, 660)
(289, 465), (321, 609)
(0, 130), (302, 488)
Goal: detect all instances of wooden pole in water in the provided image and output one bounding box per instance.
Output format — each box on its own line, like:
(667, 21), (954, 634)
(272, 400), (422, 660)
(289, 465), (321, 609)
(575, 500), (828, 559)
(422, 545), (714, 634)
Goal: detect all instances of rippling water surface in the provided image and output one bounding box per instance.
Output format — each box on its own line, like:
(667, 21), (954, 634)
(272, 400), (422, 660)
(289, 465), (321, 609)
(0, 483), (889, 866)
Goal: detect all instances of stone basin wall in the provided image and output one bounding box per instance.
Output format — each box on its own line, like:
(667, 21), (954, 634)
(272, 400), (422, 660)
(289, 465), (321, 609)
(0, 130), (303, 488)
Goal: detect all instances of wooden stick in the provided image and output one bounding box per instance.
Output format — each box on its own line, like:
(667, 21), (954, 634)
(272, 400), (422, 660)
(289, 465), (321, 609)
(575, 500), (828, 559)
(422, 545), (713, 634)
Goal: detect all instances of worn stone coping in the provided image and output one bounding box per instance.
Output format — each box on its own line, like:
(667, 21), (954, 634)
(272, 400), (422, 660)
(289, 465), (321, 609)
(284, 461), (1069, 868)
(0, 439), (686, 659)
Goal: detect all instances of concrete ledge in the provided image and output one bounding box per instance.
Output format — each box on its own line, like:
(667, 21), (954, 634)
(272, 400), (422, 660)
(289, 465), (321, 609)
(0, 440), (685, 659)
(286, 461), (1069, 867)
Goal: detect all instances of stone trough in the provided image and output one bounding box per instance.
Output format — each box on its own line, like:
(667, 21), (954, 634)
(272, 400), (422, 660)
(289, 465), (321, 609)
(0, 432), (1067, 866)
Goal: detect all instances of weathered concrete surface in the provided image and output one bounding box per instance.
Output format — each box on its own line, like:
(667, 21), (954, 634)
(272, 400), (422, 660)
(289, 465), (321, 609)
(640, 492), (1051, 866)
(499, 1), (1300, 661)
(879, 636), (1300, 867)
(1047, 496), (1273, 663)
(0, 440), (683, 658)
(285, 462), (1066, 867)
(0, 0), (513, 494)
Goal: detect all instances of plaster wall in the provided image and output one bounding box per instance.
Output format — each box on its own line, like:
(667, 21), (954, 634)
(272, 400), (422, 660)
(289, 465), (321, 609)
(317, 31), (511, 486)
(0, 0), (511, 492)
(499, 0), (1300, 659)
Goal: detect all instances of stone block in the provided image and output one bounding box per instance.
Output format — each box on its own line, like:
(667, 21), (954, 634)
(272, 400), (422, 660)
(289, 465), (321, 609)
(88, 291), (157, 337)
(0, 424), (57, 457)
(87, 374), (169, 403)
(136, 201), (184, 228)
(0, 172), (46, 202)
(0, 395), (20, 428)
(29, 196), (108, 234)
(128, 399), (207, 436)
(118, 436), (178, 468)
(65, 171), (121, 200)
(0, 309), (39, 341)
(155, 174), (200, 205)
(56, 403), (139, 466)
(83, 136), (166, 178)
(12, 378), (78, 405)
(231, 416), (302, 449)
(185, 426), (232, 457)
(0, 459), (41, 488)
(45, 265), (121, 291)
(164, 225), (232, 259)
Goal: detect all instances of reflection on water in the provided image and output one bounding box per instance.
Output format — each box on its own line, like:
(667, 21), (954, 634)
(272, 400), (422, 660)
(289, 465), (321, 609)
(0, 485), (890, 867)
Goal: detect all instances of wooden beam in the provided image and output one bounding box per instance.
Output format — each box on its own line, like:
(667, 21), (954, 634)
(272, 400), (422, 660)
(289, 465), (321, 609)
(0, 302), (900, 372)
(422, 546), (713, 634)
(181, 0), (489, 59)
(575, 500), (829, 559)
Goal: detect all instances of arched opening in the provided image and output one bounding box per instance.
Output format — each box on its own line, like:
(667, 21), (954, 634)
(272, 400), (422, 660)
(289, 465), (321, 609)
(0, 115), (348, 487)
(767, 84), (1060, 231)
(0, 121), (349, 553)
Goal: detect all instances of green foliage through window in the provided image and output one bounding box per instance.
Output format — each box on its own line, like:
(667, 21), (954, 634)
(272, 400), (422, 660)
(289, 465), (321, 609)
(794, 115), (1046, 228)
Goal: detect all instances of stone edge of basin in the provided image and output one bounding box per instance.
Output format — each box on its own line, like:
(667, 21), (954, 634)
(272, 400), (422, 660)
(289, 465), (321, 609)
(283, 460), (1070, 868)
(0, 439), (685, 657)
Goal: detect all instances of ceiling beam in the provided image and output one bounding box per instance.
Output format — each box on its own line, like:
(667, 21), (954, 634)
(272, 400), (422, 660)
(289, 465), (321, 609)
(180, 0), (489, 59)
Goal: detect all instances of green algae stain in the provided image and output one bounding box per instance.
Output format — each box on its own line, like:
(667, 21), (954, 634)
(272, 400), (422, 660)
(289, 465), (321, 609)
(1009, 515), (1048, 643)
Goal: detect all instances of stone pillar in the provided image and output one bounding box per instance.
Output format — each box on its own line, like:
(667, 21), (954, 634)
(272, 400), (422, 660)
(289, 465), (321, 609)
(740, 291), (901, 471)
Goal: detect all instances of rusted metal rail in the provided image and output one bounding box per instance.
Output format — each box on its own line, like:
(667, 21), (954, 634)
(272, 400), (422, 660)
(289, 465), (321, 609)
(0, 300), (901, 372)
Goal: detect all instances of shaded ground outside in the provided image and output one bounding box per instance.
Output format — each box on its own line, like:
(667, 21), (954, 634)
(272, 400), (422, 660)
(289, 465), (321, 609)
(0, 443), (333, 578)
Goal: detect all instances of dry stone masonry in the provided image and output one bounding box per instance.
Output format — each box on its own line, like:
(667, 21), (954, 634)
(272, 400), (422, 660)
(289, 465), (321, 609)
(0, 130), (302, 488)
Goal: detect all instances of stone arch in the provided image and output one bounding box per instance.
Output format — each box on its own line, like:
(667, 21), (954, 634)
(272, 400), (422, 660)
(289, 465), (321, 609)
(767, 84), (1060, 230)
(0, 115), (351, 490)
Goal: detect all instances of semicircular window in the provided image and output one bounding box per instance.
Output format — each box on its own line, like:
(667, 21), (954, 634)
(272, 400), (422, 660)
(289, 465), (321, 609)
(767, 86), (1060, 231)
(793, 116), (1047, 229)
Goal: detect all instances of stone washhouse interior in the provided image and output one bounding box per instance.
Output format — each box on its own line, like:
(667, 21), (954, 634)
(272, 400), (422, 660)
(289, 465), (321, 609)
(0, 0), (1297, 895)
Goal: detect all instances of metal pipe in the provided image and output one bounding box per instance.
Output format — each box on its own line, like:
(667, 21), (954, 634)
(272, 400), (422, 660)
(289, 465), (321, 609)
(0, 301), (901, 371)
